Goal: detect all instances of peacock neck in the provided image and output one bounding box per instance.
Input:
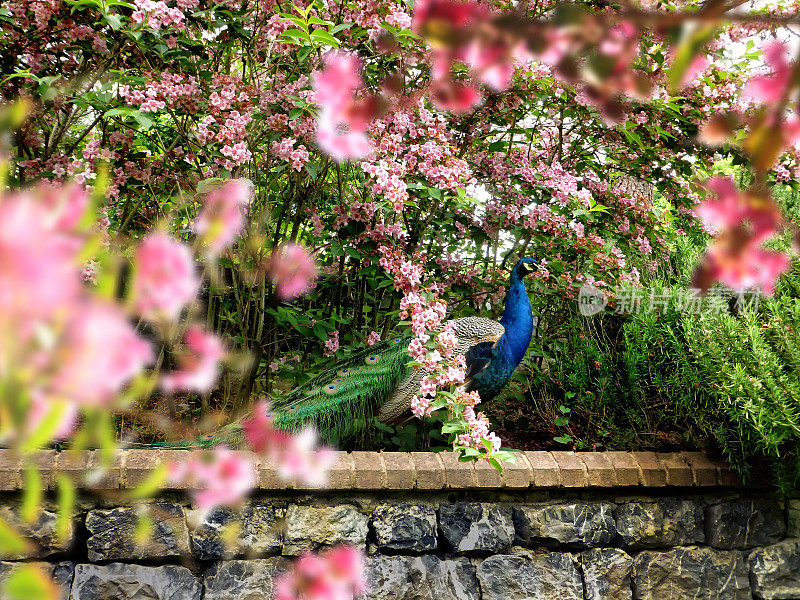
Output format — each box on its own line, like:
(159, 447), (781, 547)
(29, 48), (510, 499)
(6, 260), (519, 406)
(498, 270), (533, 367)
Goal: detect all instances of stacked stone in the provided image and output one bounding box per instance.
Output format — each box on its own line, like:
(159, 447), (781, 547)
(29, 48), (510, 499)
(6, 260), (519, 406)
(1, 495), (798, 600)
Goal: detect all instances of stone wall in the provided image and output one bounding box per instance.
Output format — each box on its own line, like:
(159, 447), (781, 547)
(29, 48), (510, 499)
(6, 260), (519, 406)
(0, 450), (798, 600)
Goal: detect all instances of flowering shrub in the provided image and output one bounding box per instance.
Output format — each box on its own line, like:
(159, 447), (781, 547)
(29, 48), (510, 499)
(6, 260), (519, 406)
(4, 0), (800, 593)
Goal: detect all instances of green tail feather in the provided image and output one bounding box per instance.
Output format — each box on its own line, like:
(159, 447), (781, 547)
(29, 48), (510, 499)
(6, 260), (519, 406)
(134, 337), (413, 449)
(269, 336), (412, 444)
(172, 336), (414, 449)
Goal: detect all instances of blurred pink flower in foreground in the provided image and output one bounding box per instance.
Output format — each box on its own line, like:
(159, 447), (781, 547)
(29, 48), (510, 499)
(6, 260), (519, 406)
(312, 52), (374, 161)
(161, 325), (224, 393)
(0, 194), (82, 324)
(693, 176), (790, 294)
(51, 301), (154, 405)
(270, 243), (318, 300)
(696, 177), (782, 242)
(365, 331), (381, 346)
(169, 447), (256, 509)
(194, 179), (253, 254)
(132, 231), (200, 320)
(743, 41), (793, 106)
(705, 245), (790, 295)
(242, 400), (337, 487)
(27, 394), (79, 441)
(0, 184), (157, 445)
(274, 545), (365, 600)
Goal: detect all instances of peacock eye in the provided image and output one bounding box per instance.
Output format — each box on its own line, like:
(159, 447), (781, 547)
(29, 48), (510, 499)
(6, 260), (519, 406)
(324, 384), (337, 394)
(334, 378), (344, 383)
(338, 369), (349, 376)
(365, 355), (379, 364)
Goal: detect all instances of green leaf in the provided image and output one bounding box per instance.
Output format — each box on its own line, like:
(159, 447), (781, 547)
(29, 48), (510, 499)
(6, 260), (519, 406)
(307, 16), (331, 26)
(21, 465), (42, 524)
(55, 476), (76, 545)
(280, 29), (310, 43)
(1, 565), (58, 600)
(553, 435), (573, 445)
(129, 462), (168, 500)
(310, 29), (339, 47)
(330, 22), (353, 34)
(666, 23), (718, 93)
(0, 518), (29, 557)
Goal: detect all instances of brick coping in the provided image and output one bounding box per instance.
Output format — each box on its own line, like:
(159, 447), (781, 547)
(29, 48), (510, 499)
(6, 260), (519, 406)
(0, 450), (742, 492)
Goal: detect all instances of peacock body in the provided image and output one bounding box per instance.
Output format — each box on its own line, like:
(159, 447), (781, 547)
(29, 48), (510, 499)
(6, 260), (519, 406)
(198, 258), (538, 447)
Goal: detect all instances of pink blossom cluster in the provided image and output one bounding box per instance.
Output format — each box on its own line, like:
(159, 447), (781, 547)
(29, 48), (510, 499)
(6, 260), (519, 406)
(242, 400), (336, 487)
(269, 243), (318, 300)
(120, 73), (200, 114)
(131, 0), (186, 30)
(460, 402), (501, 452)
(168, 447), (256, 509)
(274, 545), (365, 600)
(271, 138), (311, 172)
(161, 326), (225, 394)
(365, 330), (382, 346)
(312, 52), (374, 161)
(194, 179), (253, 255)
(324, 331), (340, 356)
(0, 184), (155, 443)
(269, 353), (302, 373)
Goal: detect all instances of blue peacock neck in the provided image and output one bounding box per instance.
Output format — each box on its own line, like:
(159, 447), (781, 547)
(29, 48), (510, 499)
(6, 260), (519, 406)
(497, 265), (534, 367)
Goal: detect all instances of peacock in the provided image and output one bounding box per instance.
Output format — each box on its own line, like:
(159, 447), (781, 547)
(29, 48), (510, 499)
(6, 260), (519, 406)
(193, 257), (538, 447)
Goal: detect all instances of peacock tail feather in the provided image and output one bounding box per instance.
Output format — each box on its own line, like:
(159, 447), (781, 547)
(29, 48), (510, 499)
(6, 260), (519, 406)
(268, 336), (413, 443)
(179, 336), (414, 449)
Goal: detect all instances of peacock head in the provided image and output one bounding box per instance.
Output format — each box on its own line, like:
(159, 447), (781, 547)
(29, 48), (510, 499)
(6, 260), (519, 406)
(512, 257), (538, 279)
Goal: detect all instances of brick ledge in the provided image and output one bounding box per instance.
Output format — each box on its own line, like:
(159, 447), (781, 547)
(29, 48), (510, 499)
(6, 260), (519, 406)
(0, 450), (742, 491)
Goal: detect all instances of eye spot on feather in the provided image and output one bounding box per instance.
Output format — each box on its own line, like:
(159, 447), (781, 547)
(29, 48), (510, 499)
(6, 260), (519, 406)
(365, 355), (380, 364)
(323, 384), (338, 394)
(334, 378), (344, 383)
(337, 369), (350, 376)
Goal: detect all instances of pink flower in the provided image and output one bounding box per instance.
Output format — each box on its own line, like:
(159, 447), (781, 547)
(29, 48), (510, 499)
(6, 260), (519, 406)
(194, 179), (253, 254)
(278, 428), (337, 487)
(26, 394), (78, 440)
(170, 447), (256, 509)
(0, 196), (81, 324)
(316, 121), (373, 162)
(324, 331), (340, 356)
(705, 245), (790, 295)
(312, 52), (363, 117)
(696, 177), (782, 243)
(743, 41), (793, 106)
(274, 545), (365, 600)
(132, 232), (199, 320)
(51, 301), (154, 406)
(37, 183), (89, 231)
(412, 0), (486, 35)
(161, 326), (224, 393)
(242, 401), (336, 487)
(693, 177), (790, 293)
(270, 243), (318, 300)
(365, 331), (381, 346)
(430, 82), (482, 114)
(312, 52), (375, 161)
